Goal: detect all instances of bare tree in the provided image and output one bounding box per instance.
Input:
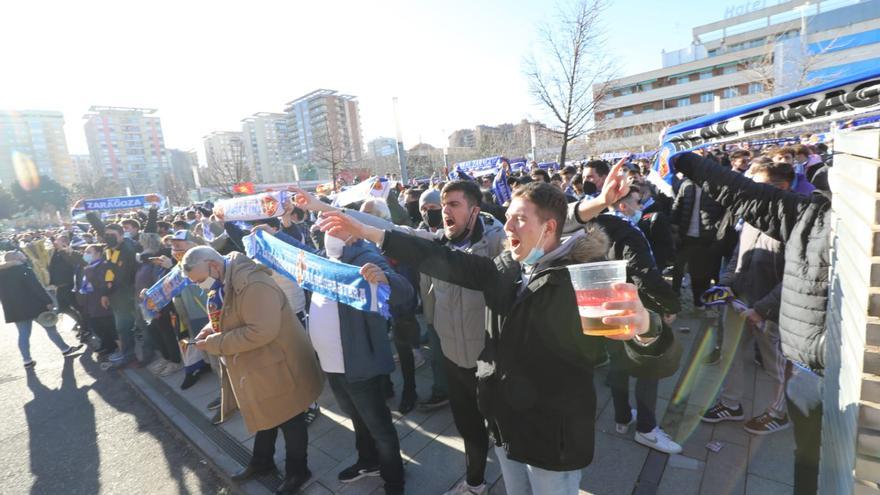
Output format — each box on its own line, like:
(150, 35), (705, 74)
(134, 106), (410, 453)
(525, 0), (615, 168)
(201, 141), (251, 198)
(162, 174), (191, 207)
(744, 32), (844, 94)
(312, 117), (353, 190)
(72, 174), (125, 200)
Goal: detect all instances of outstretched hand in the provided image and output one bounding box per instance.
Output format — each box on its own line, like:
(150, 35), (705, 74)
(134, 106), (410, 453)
(316, 211), (378, 244)
(597, 157), (633, 207)
(600, 283), (652, 341)
(288, 186), (333, 213)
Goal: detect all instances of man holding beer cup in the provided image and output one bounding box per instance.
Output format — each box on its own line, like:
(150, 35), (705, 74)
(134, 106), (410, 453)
(309, 158), (681, 495)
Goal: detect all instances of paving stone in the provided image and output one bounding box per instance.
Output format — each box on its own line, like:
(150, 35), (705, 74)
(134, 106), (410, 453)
(700, 440), (747, 495)
(745, 474), (793, 495)
(747, 427), (794, 486)
(582, 430), (649, 494)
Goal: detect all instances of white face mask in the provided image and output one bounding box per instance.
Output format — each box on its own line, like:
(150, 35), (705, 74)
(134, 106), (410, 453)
(197, 276), (216, 291)
(324, 234), (346, 259)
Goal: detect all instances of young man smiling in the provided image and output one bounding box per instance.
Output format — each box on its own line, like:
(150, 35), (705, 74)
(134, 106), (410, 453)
(310, 161), (681, 494)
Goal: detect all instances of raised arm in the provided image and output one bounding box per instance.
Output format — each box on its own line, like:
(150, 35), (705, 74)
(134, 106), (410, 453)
(564, 156), (633, 233)
(316, 211), (499, 295)
(672, 152), (813, 244)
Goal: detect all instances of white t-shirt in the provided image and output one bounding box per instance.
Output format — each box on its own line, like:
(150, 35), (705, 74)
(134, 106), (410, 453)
(308, 292), (345, 373)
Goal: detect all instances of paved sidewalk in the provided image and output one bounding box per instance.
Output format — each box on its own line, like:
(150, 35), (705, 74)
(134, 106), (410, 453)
(125, 313), (794, 494)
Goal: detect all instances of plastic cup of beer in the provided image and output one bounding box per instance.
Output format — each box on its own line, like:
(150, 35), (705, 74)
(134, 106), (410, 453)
(568, 260), (631, 336)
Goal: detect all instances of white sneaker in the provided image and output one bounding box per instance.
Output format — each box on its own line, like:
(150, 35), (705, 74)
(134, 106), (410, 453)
(443, 480), (487, 495)
(635, 427), (682, 454)
(148, 358), (168, 374)
(159, 361), (183, 377)
(413, 348), (426, 369)
(616, 408), (637, 434)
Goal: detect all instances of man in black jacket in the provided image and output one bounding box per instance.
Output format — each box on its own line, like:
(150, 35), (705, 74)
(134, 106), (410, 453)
(670, 171), (725, 311)
(672, 151), (831, 495)
(594, 188), (682, 454)
(314, 175), (681, 494)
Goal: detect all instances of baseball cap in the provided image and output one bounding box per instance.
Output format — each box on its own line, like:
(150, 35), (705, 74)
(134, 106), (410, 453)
(171, 230), (196, 242)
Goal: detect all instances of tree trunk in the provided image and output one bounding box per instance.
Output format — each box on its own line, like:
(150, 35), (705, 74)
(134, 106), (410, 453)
(559, 132), (570, 168)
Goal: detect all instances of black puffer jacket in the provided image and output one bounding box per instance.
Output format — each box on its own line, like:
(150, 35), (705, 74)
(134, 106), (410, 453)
(637, 210), (675, 269)
(591, 214), (680, 315)
(674, 152), (831, 373)
(671, 179), (725, 241)
(382, 228), (681, 471)
(0, 264), (53, 323)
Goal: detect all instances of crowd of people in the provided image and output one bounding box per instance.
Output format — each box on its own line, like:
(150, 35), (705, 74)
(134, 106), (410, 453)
(0, 135), (834, 494)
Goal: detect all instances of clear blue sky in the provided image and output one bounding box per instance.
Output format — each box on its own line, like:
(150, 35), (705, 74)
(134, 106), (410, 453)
(0, 0), (724, 158)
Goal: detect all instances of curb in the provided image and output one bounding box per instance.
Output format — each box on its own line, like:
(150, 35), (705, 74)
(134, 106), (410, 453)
(120, 367), (276, 495)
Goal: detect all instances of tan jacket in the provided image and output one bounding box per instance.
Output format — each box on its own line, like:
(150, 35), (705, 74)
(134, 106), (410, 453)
(203, 252), (323, 433)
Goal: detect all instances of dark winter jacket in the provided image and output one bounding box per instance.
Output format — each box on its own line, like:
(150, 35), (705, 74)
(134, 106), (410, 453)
(48, 250), (81, 287)
(637, 210), (675, 269)
(381, 228), (681, 471)
(673, 152), (831, 373)
(76, 261), (114, 318)
(590, 214), (680, 316)
(0, 264), (53, 323)
(719, 222), (785, 323)
(671, 179), (725, 241)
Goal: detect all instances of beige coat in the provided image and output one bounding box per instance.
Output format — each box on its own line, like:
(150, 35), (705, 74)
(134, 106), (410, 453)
(203, 252), (323, 433)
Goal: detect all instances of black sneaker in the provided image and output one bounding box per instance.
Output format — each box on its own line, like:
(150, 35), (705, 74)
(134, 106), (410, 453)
(701, 402), (745, 423)
(418, 393), (449, 411)
(181, 366), (208, 390)
(62, 344), (84, 357)
(338, 462), (381, 483)
(207, 396), (221, 410)
(276, 470), (312, 495)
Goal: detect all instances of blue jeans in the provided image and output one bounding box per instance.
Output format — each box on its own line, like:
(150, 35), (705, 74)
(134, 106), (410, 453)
(326, 373), (404, 490)
(494, 446), (582, 495)
(16, 320), (71, 363)
(112, 299), (137, 359)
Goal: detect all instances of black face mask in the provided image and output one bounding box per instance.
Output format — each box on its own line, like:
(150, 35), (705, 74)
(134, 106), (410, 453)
(423, 209), (442, 229)
(104, 235), (119, 248)
(405, 201), (421, 224)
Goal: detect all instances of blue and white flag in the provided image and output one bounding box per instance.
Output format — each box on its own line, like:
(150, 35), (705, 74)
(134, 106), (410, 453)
(140, 265), (191, 322)
(655, 67), (880, 184)
(244, 230), (392, 318)
(72, 193), (162, 214)
(332, 177), (394, 207)
(214, 191), (291, 221)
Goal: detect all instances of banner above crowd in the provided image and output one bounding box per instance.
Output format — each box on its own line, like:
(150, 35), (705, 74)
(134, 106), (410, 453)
(71, 194), (163, 214)
(332, 177), (394, 207)
(655, 67), (880, 182)
(213, 191), (291, 221)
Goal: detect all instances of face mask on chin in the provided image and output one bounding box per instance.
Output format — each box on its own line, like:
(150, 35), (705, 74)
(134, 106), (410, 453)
(522, 224), (549, 266)
(324, 234), (346, 259)
(448, 207), (478, 244)
(197, 276), (216, 291)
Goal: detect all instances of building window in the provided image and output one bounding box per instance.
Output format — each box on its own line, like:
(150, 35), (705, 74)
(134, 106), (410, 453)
(748, 82), (764, 94)
(619, 86), (632, 96)
(676, 97), (691, 107)
(675, 76), (689, 85)
(700, 92), (714, 103)
(699, 71), (712, 80)
(642, 106), (655, 113)
(622, 109), (634, 116)
(722, 65), (737, 75)
(604, 111), (615, 119)
(722, 87), (739, 99)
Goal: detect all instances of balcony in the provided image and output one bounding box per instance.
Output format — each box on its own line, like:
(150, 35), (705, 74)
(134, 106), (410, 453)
(598, 93), (768, 131)
(600, 72), (757, 112)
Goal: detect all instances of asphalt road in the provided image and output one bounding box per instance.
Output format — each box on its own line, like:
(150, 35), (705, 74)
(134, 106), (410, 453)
(0, 315), (228, 495)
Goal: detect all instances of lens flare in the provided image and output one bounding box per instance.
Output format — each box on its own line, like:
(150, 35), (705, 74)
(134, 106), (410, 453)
(12, 150), (40, 191)
(662, 308), (748, 445)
